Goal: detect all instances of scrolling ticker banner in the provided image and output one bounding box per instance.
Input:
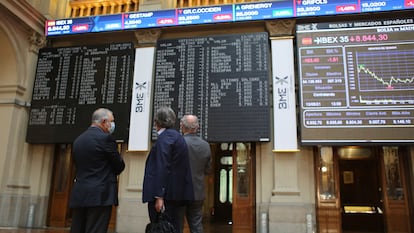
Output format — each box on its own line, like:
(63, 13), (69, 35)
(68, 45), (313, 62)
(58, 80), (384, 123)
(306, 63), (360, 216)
(45, 0), (414, 36)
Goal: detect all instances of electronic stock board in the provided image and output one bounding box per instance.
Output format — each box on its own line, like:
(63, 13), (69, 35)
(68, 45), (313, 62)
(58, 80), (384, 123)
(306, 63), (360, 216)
(297, 18), (414, 144)
(45, 0), (414, 36)
(26, 43), (135, 143)
(153, 32), (271, 142)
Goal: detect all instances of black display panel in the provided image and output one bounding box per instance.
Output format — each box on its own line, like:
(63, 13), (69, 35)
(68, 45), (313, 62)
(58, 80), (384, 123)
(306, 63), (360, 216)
(27, 42), (135, 143)
(297, 18), (414, 144)
(153, 32), (271, 142)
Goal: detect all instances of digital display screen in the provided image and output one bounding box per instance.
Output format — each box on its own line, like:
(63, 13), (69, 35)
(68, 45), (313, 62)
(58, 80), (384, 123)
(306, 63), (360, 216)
(26, 43), (135, 143)
(296, 18), (414, 144)
(176, 5), (234, 25)
(234, 1), (294, 21)
(295, 0), (360, 16)
(123, 10), (176, 29)
(153, 33), (271, 142)
(45, 0), (414, 36)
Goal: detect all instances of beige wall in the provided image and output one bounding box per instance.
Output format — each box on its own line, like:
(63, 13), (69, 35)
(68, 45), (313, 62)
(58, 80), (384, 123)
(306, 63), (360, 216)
(26, 0), (71, 19)
(267, 147), (316, 233)
(0, 0), (54, 228)
(117, 150), (149, 232)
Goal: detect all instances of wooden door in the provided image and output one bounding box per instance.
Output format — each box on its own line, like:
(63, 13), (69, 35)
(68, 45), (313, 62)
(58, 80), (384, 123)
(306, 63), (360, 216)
(381, 146), (412, 233)
(213, 142), (256, 233)
(47, 144), (117, 231)
(232, 143), (256, 233)
(315, 146), (341, 233)
(213, 144), (233, 223)
(47, 144), (73, 227)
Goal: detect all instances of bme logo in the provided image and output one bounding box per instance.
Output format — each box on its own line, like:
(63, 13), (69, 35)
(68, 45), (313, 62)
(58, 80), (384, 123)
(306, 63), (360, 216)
(275, 76), (288, 85)
(135, 82), (147, 113)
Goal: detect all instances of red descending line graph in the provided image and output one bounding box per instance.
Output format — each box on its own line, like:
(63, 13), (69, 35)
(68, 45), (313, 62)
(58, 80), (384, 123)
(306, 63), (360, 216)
(356, 48), (414, 91)
(354, 46), (414, 104)
(357, 64), (414, 90)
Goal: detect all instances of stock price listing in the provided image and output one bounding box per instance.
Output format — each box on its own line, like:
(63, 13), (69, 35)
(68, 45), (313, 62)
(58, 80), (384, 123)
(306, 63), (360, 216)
(296, 18), (414, 144)
(153, 33), (271, 142)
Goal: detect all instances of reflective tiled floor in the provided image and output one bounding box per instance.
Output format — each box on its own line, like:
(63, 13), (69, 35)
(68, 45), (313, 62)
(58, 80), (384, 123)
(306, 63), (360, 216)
(0, 222), (232, 233)
(202, 222), (232, 233)
(0, 228), (69, 233)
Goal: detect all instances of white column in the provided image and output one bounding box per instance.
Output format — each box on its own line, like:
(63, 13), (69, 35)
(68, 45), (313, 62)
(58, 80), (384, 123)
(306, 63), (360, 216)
(128, 47), (155, 151)
(271, 37), (298, 152)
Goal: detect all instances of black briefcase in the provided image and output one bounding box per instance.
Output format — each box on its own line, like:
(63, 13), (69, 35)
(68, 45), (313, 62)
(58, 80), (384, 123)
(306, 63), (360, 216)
(145, 212), (176, 233)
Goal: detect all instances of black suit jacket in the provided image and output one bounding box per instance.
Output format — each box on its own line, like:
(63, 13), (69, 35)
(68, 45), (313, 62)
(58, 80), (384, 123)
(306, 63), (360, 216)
(69, 126), (125, 208)
(142, 128), (194, 202)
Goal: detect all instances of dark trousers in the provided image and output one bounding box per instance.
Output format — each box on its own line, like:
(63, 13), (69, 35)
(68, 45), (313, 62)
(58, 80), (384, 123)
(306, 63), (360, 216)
(148, 200), (185, 233)
(70, 206), (112, 233)
(185, 200), (204, 233)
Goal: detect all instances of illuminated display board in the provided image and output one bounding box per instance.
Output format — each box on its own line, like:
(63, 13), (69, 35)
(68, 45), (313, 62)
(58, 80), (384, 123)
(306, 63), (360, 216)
(27, 43), (135, 143)
(296, 18), (414, 144)
(152, 33), (271, 142)
(295, 0), (360, 16)
(45, 0), (414, 36)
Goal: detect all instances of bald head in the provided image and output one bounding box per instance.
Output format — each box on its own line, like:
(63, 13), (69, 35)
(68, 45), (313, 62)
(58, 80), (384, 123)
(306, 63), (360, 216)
(180, 115), (199, 134)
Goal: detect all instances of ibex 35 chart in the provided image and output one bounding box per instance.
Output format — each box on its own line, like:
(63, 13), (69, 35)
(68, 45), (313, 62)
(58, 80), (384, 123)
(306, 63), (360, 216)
(352, 45), (414, 105)
(297, 18), (414, 143)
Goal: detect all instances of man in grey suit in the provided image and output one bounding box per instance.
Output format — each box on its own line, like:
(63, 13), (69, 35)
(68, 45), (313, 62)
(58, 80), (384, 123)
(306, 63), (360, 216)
(180, 114), (212, 233)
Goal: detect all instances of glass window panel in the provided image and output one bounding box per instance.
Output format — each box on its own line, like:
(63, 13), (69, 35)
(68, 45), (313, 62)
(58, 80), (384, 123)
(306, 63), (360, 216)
(219, 168), (227, 203)
(220, 156), (232, 165)
(236, 143), (249, 196)
(319, 146), (336, 200)
(229, 168), (233, 203)
(383, 146), (404, 200)
(237, 167), (248, 196)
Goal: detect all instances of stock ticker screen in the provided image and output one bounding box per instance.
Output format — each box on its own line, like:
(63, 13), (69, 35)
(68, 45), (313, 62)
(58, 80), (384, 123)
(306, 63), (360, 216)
(297, 18), (414, 144)
(26, 43), (135, 143)
(152, 32), (271, 142)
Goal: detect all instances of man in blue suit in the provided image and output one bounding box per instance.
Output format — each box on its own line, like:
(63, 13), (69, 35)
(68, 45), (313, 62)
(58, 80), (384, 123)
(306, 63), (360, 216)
(69, 108), (125, 233)
(143, 106), (194, 233)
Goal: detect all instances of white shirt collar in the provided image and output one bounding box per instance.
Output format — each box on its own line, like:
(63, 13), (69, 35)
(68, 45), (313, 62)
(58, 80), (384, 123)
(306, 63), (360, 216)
(157, 128), (166, 135)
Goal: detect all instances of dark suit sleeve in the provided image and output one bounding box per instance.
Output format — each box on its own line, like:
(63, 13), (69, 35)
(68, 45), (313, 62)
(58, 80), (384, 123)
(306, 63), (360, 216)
(152, 134), (173, 198)
(103, 134), (125, 175)
(205, 148), (212, 176)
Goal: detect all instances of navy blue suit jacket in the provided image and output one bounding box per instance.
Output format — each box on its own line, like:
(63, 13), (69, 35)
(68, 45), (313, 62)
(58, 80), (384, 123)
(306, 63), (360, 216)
(142, 128), (194, 202)
(69, 126), (125, 208)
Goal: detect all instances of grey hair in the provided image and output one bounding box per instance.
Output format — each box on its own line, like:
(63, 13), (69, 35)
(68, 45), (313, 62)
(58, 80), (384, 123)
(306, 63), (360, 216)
(181, 115), (199, 132)
(154, 106), (176, 128)
(92, 108), (112, 123)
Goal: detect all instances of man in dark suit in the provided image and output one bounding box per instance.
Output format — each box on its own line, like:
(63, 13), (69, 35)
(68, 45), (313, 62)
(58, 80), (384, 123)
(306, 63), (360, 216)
(143, 106), (194, 233)
(180, 115), (212, 233)
(69, 108), (125, 233)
